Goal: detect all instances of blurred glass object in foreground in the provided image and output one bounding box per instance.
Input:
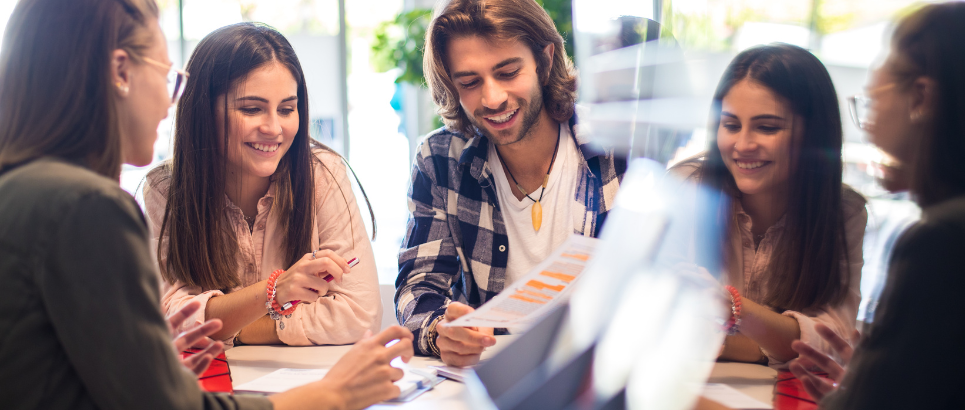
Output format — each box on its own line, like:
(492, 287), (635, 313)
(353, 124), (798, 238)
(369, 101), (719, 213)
(464, 159), (728, 410)
(567, 159), (728, 410)
(568, 4), (729, 409)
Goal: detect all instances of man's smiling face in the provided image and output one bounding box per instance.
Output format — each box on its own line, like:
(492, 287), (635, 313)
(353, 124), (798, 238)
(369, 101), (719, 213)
(447, 35), (547, 146)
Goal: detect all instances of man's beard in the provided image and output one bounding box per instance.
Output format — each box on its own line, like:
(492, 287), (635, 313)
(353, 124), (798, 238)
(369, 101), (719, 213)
(470, 87), (544, 146)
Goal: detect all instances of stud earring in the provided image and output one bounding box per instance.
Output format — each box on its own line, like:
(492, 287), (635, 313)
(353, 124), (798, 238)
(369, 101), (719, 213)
(115, 82), (129, 95)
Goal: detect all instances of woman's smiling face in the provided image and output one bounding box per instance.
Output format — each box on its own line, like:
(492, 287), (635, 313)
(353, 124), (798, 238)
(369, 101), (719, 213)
(717, 78), (796, 198)
(217, 60), (299, 180)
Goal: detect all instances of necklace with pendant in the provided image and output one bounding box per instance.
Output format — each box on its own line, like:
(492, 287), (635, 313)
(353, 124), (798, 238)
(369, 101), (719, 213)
(244, 213), (255, 232)
(496, 132), (560, 232)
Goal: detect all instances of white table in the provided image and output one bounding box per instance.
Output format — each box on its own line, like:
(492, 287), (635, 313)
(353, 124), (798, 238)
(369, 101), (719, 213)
(226, 337), (777, 409)
(706, 362), (777, 405)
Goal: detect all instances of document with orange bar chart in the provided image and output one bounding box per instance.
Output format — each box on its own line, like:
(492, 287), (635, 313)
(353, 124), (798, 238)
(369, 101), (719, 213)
(449, 235), (598, 328)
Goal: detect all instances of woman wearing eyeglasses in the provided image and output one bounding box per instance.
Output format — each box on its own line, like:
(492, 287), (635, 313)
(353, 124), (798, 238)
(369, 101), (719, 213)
(673, 43), (867, 368)
(788, 3), (965, 409)
(0, 1), (410, 409)
(142, 23), (381, 347)
(848, 82), (911, 193)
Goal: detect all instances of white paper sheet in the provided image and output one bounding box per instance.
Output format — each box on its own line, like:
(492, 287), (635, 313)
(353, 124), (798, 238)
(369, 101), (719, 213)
(449, 235), (598, 328)
(234, 364), (442, 402)
(701, 383), (772, 409)
(234, 368), (328, 394)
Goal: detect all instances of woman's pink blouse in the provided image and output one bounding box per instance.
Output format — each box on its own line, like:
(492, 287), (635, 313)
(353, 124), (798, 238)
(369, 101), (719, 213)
(144, 150), (381, 347)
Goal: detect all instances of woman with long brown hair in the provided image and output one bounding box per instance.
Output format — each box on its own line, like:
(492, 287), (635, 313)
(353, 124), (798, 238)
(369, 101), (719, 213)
(789, 3), (965, 408)
(144, 23), (381, 346)
(674, 43), (867, 366)
(0, 0), (410, 408)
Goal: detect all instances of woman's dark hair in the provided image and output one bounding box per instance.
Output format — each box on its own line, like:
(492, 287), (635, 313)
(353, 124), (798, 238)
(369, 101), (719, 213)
(682, 43), (860, 312)
(889, 2), (965, 207)
(424, 0), (577, 135)
(153, 23), (372, 291)
(0, 0), (158, 178)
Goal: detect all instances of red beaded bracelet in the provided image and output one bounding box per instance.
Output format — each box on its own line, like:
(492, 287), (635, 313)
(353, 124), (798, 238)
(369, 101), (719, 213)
(723, 285), (742, 335)
(267, 269), (299, 317)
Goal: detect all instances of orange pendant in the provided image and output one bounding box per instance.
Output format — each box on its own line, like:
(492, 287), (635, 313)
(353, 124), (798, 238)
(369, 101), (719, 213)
(532, 201), (543, 231)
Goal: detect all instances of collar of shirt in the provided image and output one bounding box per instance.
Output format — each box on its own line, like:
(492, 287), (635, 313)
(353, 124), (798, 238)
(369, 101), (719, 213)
(223, 181), (277, 224)
(732, 200), (787, 236)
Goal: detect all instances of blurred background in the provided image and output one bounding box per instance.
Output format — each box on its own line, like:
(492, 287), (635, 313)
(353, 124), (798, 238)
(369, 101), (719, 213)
(0, 0), (934, 325)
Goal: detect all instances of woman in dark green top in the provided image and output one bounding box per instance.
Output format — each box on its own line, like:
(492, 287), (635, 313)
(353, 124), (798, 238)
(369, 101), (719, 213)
(0, 0), (413, 409)
(789, 2), (965, 409)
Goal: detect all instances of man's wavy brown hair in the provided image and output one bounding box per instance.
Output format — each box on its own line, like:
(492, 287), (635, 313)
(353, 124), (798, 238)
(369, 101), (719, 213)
(424, 0), (577, 135)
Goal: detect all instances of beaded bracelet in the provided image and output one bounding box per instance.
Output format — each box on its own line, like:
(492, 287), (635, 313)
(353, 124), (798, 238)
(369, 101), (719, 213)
(266, 269), (299, 329)
(723, 285), (742, 335)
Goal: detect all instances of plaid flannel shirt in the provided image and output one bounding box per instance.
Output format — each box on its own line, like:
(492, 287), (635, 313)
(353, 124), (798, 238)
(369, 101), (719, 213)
(395, 109), (627, 356)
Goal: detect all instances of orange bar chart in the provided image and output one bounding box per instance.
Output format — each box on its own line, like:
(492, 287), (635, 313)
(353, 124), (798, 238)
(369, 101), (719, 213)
(445, 236), (600, 328)
(525, 280), (565, 292)
(510, 294), (547, 304)
(561, 252), (590, 262)
(539, 271), (576, 282)
(517, 289), (553, 300)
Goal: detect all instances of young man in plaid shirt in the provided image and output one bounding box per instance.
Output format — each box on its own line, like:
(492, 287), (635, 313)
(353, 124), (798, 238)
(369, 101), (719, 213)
(396, 0), (626, 367)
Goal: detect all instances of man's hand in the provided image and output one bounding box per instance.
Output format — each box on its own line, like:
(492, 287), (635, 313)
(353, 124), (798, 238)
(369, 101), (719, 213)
(436, 302), (496, 367)
(788, 323), (860, 401)
(167, 300), (225, 376)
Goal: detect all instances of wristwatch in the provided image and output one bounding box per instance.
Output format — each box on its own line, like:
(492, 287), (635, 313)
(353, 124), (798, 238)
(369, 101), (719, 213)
(426, 315), (445, 357)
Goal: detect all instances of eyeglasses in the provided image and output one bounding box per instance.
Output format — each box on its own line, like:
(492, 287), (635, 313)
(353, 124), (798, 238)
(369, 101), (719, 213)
(142, 57), (189, 104)
(848, 82), (896, 130)
(847, 95), (871, 130)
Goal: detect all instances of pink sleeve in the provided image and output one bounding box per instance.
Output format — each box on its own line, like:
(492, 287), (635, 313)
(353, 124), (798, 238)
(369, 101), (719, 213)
(142, 171), (173, 283)
(775, 205), (868, 368)
(160, 282), (226, 339)
(274, 152), (382, 346)
(144, 171), (233, 344)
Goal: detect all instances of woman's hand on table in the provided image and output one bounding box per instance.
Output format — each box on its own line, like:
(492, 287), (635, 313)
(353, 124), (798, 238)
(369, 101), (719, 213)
(788, 323), (860, 401)
(269, 326), (415, 410)
(274, 250), (350, 304)
(323, 326), (415, 407)
(166, 300), (225, 375)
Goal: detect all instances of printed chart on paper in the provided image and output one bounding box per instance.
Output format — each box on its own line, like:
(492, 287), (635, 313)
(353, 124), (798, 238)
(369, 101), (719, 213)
(449, 235), (598, 328)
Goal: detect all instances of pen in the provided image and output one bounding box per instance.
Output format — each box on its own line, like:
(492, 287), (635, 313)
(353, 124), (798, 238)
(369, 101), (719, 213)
(288, 257), (360, 309)
(323, 257), (359, 282)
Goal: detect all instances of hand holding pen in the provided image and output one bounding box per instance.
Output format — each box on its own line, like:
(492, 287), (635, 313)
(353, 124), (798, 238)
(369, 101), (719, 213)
(272, 249), (358, 306)
(320, 253), (359, 282)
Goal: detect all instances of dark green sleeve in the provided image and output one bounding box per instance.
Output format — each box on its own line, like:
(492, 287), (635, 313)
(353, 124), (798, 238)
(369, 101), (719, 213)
(820, 221), (965, 409)
(42, 191), (272, 410)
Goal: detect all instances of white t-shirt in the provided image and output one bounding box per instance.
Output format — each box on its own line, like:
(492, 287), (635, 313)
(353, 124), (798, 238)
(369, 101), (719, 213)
(488, 124), (582, 285)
